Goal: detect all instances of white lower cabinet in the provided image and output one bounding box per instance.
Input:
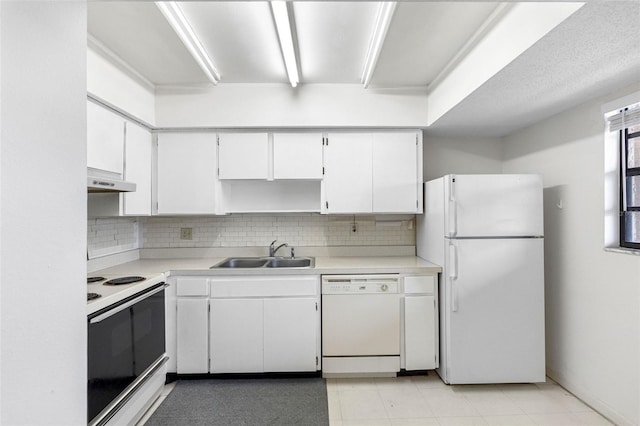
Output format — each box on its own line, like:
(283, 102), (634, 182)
(403, 275), (439, 370)
(209, 298), (264, 373)
(209, 297), (318, 373)
(174, 275), (320, 375)
(176, 277), (210, 374)
(263, 298), (318, 372)
(209, 276), (320, 374)
(176, 298), (209, 374)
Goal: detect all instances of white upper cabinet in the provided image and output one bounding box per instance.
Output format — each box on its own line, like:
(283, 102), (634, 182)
(122, 121), (152, 215)
(323, 133), (373, 213)
(218, 133), (269, 179)
(218, 132), (323, 181)
(273, 133), (323, 179)
(87, 100), (125, 175)
(323, 131), (422, 214)
(372, 132), (422, 213)
(157, 132), (219, 215)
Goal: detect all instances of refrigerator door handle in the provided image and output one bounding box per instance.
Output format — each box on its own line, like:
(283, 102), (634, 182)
(448, 177), (457, 237)
(448, 199), (457, 237)
(449, 243), (459, 312)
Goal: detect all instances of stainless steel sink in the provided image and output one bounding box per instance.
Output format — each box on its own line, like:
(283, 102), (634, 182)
(265, 257), (313, 268)
(213, 258), (268, 268)
(211, 257), (314, 269)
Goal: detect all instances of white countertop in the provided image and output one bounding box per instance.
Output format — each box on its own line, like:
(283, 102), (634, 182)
(92, 256), (441, 276)
(87, 273), (165, 315)
(87, 256), (441, 315)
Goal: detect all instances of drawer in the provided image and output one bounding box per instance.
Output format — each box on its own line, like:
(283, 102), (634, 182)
(210, 276), (319, 298)
(403, 275), (435, 294)
(176, 277), (210, 296)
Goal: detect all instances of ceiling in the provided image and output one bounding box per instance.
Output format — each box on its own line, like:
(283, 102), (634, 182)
(87, 1), (640, 137)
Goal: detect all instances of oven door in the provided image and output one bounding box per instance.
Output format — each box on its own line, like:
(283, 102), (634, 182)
(88, 283), (166, 424)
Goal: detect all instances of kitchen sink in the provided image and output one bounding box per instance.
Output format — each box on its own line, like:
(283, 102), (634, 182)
(265, 257), (313, 268)
(211, 257), (314, 269)
(214, 258), (269, 268)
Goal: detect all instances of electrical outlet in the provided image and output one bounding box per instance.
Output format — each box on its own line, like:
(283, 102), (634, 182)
(180, 227), (193, 240)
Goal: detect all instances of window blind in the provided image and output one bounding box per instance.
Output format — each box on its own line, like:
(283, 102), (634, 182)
(607, 104), (640, 132)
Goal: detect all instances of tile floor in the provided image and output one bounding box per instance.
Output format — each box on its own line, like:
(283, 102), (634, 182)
(326, 374), (613, 426)
(139, 374), (613, 426)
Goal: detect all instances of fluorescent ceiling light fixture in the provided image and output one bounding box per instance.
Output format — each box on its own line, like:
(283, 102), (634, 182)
(361, 2), (397, 88)
(270, 1), (300, 88)
(156, 1), (221, 84)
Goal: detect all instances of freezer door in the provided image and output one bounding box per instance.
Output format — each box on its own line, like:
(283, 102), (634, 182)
(443, 238), (545, 384)
(445, 174), (543, 237)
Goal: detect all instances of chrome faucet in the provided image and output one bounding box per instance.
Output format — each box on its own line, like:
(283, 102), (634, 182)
(269, 239), (288, 257)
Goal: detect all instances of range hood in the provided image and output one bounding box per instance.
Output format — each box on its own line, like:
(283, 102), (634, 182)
(87, 168), (136, 193)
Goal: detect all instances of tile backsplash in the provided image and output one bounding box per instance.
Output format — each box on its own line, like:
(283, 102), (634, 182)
(87, 218), (139, 258)
(142, 214), (415, 248)
(87, 214), (415, 257)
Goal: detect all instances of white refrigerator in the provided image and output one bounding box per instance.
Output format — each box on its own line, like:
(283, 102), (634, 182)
(417, 174), (545, 384)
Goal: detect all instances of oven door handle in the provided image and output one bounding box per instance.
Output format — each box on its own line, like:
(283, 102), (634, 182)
(90, 285), (166, 324)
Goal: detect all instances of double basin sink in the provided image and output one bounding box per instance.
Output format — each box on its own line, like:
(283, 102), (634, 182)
(211, 256), (315, 269)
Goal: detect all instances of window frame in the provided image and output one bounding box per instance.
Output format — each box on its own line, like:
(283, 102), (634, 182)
(619, 123), (640, 250)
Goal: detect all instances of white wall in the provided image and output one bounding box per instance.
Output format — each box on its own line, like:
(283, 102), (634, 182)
(423, 135), (503, 181)
(0, 2), (87, 424)
(87, 46), (156, 125)
(155, 84), (428, 128)
(502, 84), (640, 426)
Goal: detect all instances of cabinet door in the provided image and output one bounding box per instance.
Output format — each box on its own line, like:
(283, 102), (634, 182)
(122, 121), (152, 215)
(87, 101), (124, 174)
(263, 298), (318, 372)
(176, 298), (209, 374)
(209, 299), (263, 373)
(218, 133), (269, 179)
(323, 133), (373, 213)
(404, 295), (436, 370)
(372, 132), (419, 213)
(157, 133), (217, 214)
(273, 133), (323, 179)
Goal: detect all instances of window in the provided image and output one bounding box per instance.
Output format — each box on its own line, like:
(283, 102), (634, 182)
(608, 103), (640, 249)
(621, 121), (640, 248)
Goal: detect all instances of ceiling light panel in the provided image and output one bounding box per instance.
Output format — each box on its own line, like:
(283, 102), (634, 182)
(178, 2), (285, 83)
(361, 2), (397, 88)
(270, 1), (300, 87)
(295, 2), (379, 84)
(156, 1), (221, 84)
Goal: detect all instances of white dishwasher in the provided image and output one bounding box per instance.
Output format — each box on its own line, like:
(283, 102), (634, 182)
(322, 274), (400, 377)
